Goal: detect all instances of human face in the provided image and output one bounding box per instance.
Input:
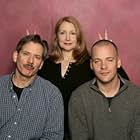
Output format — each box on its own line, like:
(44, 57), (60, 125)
(90, 44), (121, 84)
(13, 42), (44, 78)
(57, 21), (77, 52)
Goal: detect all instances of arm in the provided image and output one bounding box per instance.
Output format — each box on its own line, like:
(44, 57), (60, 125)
(40, 89), (64, 140)
(68, 92), (89, 140)
(131, 105), (140, 140)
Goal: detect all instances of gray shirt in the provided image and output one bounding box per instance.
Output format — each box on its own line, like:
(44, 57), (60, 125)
(0, 74), (64, 140)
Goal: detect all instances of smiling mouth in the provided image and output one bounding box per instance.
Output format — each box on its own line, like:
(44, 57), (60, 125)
(24, 64), (34, 71)
(64, 43), (72, 45)
(100, 72), (109, 76)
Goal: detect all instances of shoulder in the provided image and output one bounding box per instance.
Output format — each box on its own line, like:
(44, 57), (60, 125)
(77, 58), (92, 71)
(79, 57), (90, 65)
(33, 77), (63, 112)
(127, 81), (140, 93)
(69, 79), (96, 108)
(44, 57), (55, 65)
(0, 74), (10, 84)
(71, 80), (93, 98)
(41, 58), (56, 69)
(121, 79), (140, 101)
(75, 57), (90, 70)
(126, 80), (140, 92)
(38, 58), (57, 77)
(35, 76), (59, 91)
(35, 76), (62, 99)
(124, 81), (140, 111)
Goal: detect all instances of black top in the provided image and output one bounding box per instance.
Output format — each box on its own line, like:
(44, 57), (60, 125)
(38, 58), (94, 108)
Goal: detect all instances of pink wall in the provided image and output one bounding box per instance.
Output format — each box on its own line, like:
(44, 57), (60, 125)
(0, 0), (140, 86)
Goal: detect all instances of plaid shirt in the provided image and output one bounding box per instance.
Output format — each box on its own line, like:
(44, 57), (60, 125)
(0, 74), (64, 140)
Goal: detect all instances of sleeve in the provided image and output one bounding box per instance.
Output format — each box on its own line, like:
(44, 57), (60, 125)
(68, 91), (89, 140)
(131, 104), (140, 140)
(40, 89), (64, 140)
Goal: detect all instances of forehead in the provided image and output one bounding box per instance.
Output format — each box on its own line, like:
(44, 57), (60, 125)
(91, 44), (117, 58)
(59, 21), (76, 31)
(21, 42), (44, 55)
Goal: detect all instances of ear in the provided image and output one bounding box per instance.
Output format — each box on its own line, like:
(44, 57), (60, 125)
(117, 57), (121, 68)
(90, 59), (94, 70)
(39, 61), (44, 70)
(12, 51), (18, 63)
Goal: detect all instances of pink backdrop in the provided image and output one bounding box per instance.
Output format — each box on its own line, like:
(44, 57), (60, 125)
(0, 0), (140, 86)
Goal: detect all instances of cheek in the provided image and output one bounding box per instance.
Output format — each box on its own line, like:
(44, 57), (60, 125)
(74, 40), (77, 45)
(112, 63), (119, 69)
(92, 65), (100, 72)
(72, 37), (77, 42)
(58, 41), (64, 48)
(59, 40), (63, 45)
(16, 57), (23, 65)
(35, 60), (43, 68)
(58, 36), (65, 42)
(16, 60), (24, 71)
(58, 38), (64, 46)
(58, 38), (63, 42)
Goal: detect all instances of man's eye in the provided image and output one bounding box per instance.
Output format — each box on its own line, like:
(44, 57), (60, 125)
(94, 60), (100, 64)
(35, 56), (42, 60)
(108, 59), (113, 62)
(22, 52), (29, 56)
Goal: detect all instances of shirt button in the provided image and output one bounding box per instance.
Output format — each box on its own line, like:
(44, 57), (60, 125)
(8, 135), (11, 138)
(17, 108), (21, 111)
(14, 122), (17, 125)
(13, 95), (16, 98)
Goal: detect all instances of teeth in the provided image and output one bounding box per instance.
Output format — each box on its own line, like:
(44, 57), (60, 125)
(25, 65), (34, 70)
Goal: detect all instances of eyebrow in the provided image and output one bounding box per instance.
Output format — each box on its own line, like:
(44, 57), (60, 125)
(21, 50), (42, 56)
(91, 56), (117, 60)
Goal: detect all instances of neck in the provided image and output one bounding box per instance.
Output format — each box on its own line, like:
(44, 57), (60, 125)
(62, 51), (74, 61)
(12, 72), (36, 88)
(97, 76), (120, 97)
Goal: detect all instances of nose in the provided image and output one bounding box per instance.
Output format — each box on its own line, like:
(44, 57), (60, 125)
(101, 61), (107, 69)
(66, 33), (70, 41)
(28, 56), (34, 64)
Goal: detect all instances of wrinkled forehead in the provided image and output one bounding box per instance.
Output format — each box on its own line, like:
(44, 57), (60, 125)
(21, 42), (44, 54)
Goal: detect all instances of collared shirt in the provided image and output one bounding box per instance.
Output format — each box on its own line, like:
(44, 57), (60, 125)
(0, 74), (64, 140)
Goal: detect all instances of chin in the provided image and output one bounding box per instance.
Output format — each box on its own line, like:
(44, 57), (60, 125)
(21, 72), (34, 78)
(98, 77), (112, 84)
